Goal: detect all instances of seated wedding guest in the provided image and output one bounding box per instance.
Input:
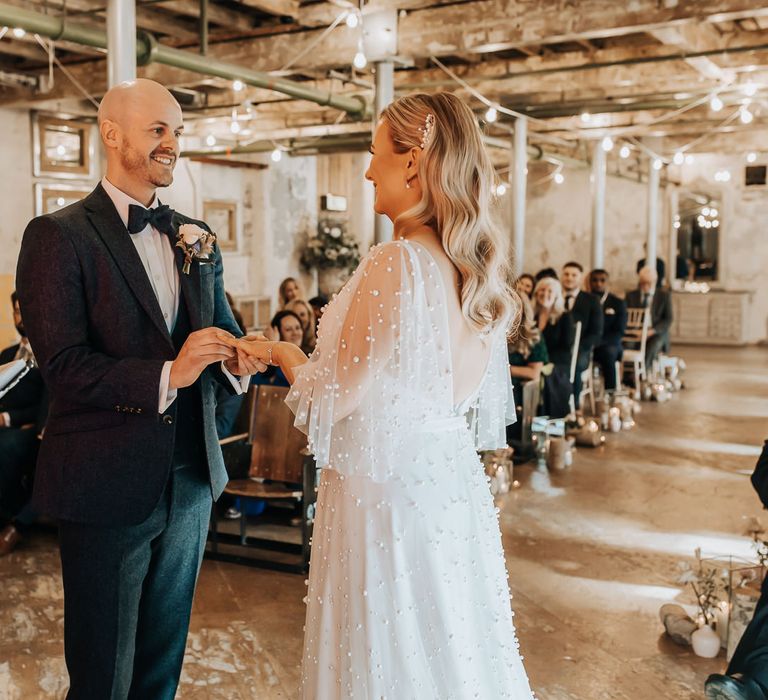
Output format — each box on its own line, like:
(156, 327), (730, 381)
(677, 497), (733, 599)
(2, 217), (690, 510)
(625, 266), (674, 367)
(285, 298), (317, 355)
(507, 296), (548, 442)
(515, 273), (535, 299)
(253, 310), (305, 388)
(636, 243), (666, 287)
(0, 291), (48, 556)
(589, 269), (627, 392)
(561, 261), (603, 409)
(533, 277), (575, 418)
(278, 277), (304, 308)
(308, 294), (328, 326)
(535, 267), (559, 283)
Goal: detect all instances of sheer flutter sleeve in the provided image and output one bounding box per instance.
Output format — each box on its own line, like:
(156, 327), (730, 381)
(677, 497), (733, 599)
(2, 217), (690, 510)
(466, 328), (516, 450)
(286, 241), (419, 472)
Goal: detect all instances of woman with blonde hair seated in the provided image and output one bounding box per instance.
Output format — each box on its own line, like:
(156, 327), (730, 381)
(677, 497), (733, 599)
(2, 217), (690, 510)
(278, 277), (304, 308)
(285, 298), (317, 355)
(533, 276), (574, 418)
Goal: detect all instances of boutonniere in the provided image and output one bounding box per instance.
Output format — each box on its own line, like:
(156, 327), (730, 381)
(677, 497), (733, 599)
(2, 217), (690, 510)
(176, 223), (216, 275)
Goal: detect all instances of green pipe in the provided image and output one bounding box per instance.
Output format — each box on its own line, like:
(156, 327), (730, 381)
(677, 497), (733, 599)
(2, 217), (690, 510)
(0, 3), (367, 116)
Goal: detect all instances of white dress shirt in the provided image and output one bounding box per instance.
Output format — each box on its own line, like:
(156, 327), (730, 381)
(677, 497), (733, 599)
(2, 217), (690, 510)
(565, 288), (580, 311)
(1, 337), (36, 427)
(101, 177), (248, 413)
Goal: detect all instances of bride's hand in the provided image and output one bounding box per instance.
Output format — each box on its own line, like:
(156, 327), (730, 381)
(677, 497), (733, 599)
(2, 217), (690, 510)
(233, 339), (309, 384)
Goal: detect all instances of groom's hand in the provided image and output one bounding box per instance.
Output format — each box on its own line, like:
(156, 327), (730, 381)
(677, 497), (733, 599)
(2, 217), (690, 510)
(169, 328), (236, 389)
(223, 333), (269, 376)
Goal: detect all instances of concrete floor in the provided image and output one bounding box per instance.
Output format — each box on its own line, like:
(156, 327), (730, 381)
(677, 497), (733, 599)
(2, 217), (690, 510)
(1, 345), (767, 699)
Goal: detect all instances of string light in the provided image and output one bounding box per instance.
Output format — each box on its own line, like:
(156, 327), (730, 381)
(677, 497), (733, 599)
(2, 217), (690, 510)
(710, 208), (719, 217)
(11, 27), (25, 39)
(652, 158), (663, 171)
(345, 11), (360, 28)
(485, 106), (498, 123)
(747, 152), (757, 163)
(673, 151), (684, 165)
(495, 183), (507, 196)
(56, 197), (65, 207)
(232, 79), (245, 92)
(230, 120), (241, 134)
(712, 220), (720, 228)
(554, 172), (564, 184)
(742, 81), (758, 97)
(702, 206), (711, 216)
(271, 148), (283, 163)
(205, 134), (217, 147)
(619, 145), (631, 159)
(714, 170), (731, 182)
(710, 96), (723, 112)
(353, 39), (367, 69)
(580, 112), (591, 124)
(601, 136), (614, 152)
(740, 106), (754, 124)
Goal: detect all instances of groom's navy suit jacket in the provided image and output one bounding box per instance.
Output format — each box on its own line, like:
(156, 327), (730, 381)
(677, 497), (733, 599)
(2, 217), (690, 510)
(16, 183), (242, 527)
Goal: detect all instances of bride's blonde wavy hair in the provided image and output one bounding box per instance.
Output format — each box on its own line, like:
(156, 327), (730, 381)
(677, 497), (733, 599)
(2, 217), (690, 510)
(380, 92), (521, 337)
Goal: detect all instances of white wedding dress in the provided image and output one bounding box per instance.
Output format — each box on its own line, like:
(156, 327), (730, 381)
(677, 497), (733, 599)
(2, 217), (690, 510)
(286, 239), (533, 699)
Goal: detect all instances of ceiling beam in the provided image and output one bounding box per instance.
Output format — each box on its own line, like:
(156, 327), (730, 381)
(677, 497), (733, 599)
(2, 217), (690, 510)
(151, 0), (256, 31)
(234, 0), (298, 20)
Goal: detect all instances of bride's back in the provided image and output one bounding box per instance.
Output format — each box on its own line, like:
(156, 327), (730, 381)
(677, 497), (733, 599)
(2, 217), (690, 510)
(406, 229), (492, 409)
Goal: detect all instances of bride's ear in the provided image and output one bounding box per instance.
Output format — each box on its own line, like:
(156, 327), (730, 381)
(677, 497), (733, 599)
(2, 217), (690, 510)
(405, 146), (421, 184)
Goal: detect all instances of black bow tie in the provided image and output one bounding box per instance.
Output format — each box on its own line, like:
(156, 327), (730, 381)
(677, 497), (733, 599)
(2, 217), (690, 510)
(127, 203), (175, 236)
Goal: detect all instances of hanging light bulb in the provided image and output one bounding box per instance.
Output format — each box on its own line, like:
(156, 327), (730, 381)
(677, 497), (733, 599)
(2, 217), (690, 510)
(673, 151), (684, 165)
(271, 148), (282, 163)
(353, 39), (367, 70)
(619, 145), (631, 159)
(742, 81), (758, 97)
(485, 106), (498, 123)
(554, 172), (564, 184)
(345, 11), (360, 28)
(653, 158), (663, 171)
(747, 152), (757, 163)
(496, 183), (507, 196)
(56, 197), (66, 206)
(673, 220), (681, 229)
(710, 96), (723, 112)
(702, 206), (711, 216)
(205, 134), (217, 147)
(710, 208), (719, 217)
(580, 111), (592, 124)
(740, 106), (754, 124)
(712, 219), (720, 228)
(230, 119), (241, 134)
(232, 79), (245, 92)
(11, 27), (25, 39)
(601, 136), (614, 152)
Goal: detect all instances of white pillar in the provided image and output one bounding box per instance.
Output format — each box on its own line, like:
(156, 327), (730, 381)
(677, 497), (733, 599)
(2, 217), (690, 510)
(373, 61), (394, 244)
(591, 141), (606, 270)
(107, 0), (136, 86)
(668, 186), (679, 280)
(646, 158), (660, 275)
(512, 116), (527, 276)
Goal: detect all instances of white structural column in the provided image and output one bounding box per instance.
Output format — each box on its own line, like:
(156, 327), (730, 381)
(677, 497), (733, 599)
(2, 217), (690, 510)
(107, 0), (137, 86)
(667, 186), (679, 278)
(512, 116), (528, 276)
(591, 141), (607, 269)
(373, 60), (394, 244)
(646, 158), (660, 273)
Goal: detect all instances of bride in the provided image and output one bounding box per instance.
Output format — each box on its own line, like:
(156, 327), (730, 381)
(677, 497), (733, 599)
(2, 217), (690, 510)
(237, 92), (534, 699)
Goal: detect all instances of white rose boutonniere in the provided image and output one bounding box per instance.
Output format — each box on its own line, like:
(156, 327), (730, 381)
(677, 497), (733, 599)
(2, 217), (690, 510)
(176, 223), (216, 275)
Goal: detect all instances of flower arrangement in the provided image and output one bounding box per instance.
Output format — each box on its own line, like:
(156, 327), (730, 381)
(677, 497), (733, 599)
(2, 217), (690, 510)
(176, 223), (216, 275)
(300, 219), (361, 272)
(677, 548), (727, 628)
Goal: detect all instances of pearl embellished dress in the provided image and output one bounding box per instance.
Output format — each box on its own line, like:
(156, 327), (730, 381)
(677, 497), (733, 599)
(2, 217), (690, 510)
(286, 239), (533, 699)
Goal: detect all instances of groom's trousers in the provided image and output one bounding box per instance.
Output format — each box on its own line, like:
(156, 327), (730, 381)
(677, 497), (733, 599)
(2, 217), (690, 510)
(726, 573), (768, 693)
(58, 463), (212, 700)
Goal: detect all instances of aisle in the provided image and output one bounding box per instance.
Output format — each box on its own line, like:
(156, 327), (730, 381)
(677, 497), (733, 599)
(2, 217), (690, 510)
(0, 346), (766, 699)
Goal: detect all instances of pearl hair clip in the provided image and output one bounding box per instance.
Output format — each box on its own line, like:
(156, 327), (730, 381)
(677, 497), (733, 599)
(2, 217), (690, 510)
(418, 113), (435, 149)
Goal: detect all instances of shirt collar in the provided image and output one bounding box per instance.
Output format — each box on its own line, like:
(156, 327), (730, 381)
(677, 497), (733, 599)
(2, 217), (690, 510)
(101, 177), (159, 229)
(566, 289), (580, 299)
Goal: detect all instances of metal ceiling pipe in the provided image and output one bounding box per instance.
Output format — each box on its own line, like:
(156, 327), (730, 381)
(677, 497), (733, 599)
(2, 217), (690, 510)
(107, 0), (136, 86)
(0, 3), (368, 116)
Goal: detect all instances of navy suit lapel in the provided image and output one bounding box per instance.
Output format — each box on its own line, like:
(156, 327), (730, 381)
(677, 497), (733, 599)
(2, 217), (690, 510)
(84, 184), (174, 350)
(171, 214), (203, 331)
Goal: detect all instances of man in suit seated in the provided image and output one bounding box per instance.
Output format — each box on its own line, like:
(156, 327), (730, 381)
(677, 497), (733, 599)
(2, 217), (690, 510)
(589, 269), (627, 392)
(625, 267), (673, 367)
(0, 291), (48, 556)
(561, 261), (603, 409)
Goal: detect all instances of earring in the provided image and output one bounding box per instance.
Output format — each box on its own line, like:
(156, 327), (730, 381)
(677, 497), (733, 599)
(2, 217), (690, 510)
(405, 180), (411, 189)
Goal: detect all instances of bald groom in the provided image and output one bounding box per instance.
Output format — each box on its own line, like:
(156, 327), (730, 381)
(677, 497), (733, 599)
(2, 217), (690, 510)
(16, 79), (263, 699)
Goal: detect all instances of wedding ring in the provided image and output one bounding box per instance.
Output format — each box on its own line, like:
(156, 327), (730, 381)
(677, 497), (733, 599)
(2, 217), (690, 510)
(266, 343), (275, 366)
